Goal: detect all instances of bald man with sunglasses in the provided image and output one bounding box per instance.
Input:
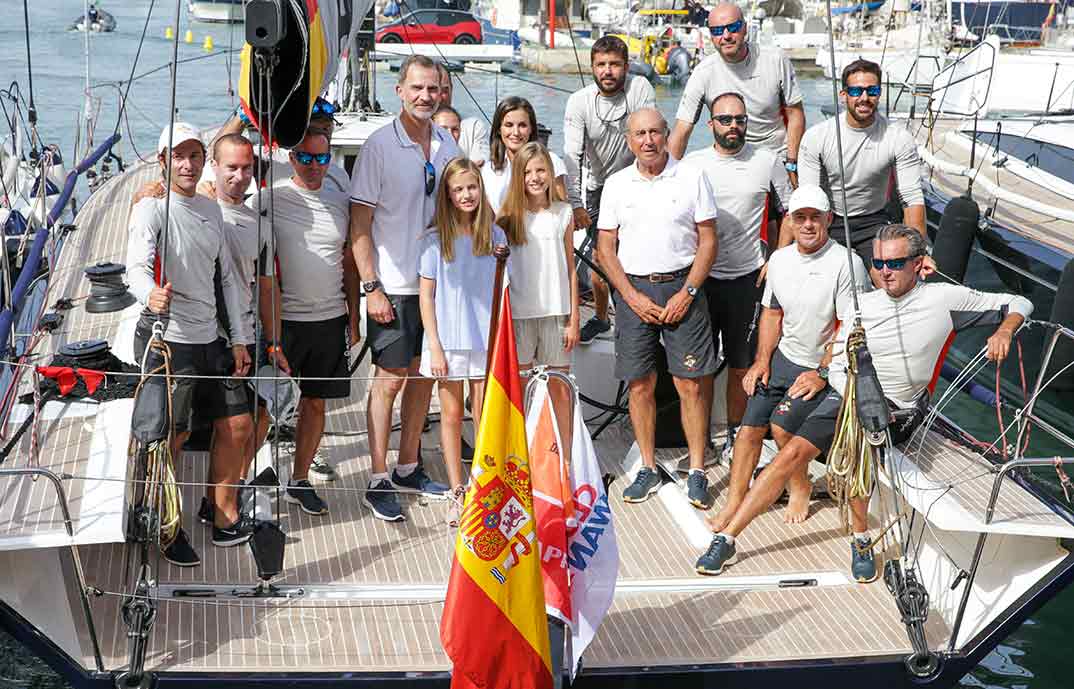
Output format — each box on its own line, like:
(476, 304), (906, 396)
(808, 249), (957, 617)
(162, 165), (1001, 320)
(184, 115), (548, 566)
(668, 2), (805, 179)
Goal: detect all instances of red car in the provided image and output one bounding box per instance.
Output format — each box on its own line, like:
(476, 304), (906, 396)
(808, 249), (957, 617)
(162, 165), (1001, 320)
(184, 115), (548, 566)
(376, 9), (483, 45)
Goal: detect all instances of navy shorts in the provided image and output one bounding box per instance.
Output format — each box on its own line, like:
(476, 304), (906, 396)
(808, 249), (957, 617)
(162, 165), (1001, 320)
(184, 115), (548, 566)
(741, 349), (828, 434)
(612, 273), (717, 381)
(795, 389), (844, 455)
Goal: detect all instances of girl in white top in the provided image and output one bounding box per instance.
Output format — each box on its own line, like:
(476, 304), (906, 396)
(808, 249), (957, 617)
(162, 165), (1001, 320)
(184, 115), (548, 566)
(419, 158), (506, 492)
(482, 97), (568, 214)
(498, 142), (579, 461)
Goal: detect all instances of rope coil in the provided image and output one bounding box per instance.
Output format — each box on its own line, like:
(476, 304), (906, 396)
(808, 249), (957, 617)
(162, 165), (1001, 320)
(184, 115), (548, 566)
(826, 325), (877, 533)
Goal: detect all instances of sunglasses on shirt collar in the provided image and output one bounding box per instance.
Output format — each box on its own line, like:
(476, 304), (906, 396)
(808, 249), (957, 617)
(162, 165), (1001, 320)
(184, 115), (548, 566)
(293, 150), (331, 166)
(871, 255), (917, 271)
(709, 19), (745, 36)
(424, 161), (436, 196)
(846, 85), (882, 98)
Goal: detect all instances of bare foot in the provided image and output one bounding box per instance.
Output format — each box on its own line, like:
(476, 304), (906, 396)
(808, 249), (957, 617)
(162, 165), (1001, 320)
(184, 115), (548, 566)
(706, 498), (741, 533)
(784, 474), (812, 524)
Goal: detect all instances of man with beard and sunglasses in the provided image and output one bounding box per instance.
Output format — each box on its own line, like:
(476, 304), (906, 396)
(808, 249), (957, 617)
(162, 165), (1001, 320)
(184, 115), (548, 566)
(683, 92), (793, 483)
(562, 35), (656, 344)
(350, 54), (461, 522)
(668, 3), (804, 179)
(249, 130), (360, 516)
(794, 59), (932, 270)
(695, 224), (1031, 581)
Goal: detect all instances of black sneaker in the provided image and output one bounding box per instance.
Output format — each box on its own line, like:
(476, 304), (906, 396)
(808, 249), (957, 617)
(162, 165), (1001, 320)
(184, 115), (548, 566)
(695, 535), (737, 575)
(197, 497), (214, 525)
(285, 479), (329, 516)
(686, 471), (713, 509)
(579, 317), (610, 344)
(363, 479), (405, 521)
(162, 529), (201, 568)
(622, 466), (662, 503)
(851, 537), (878, 583)
(392, 464), (449, 495)
(212, 518), (253, 547)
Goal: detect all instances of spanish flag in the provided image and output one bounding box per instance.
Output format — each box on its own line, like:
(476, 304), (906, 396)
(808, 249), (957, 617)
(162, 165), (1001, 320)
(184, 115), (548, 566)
(440, 288), (554, 689)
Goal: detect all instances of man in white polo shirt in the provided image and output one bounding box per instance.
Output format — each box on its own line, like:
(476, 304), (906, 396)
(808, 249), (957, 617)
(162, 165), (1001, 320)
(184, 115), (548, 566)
(351, 54), (462, 522)
(596, 107), (719, 509)
(705, 185), (868, 535)
(668, 2), (805, 176)
(683, 91), (793, 466)
(436, 63), (489, 165)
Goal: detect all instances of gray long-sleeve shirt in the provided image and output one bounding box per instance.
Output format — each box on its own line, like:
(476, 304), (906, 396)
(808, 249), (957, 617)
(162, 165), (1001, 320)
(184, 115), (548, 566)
(126, 193), (252, 346)
(798, 113), (924, 217)
(562, 76), (656, 209)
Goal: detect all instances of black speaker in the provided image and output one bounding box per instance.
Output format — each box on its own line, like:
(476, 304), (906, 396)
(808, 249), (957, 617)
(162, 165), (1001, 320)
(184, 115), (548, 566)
(245, 0), (288, 48)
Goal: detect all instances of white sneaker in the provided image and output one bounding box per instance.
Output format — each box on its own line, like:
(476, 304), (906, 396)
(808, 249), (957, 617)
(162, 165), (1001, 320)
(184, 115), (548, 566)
(308, 452), (337, 482)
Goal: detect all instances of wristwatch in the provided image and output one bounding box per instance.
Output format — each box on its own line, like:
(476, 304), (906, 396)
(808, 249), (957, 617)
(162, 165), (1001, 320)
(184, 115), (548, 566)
(685, 284), (699, 298)
(361, 279), (382, 294)
(816, 365), (829, 380)
(784, 159), (798, 173)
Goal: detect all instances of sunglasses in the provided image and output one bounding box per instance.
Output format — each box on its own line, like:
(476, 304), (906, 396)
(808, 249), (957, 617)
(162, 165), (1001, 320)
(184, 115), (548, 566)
(711, 114), (748, 126)
(312, 99), (337, 117)
(293, 150), (331, 166)
(871, 255), (916, 271)
(846, 85), (882, 98)
(709, 19), (745, 36)
(424, 161), (436, 196)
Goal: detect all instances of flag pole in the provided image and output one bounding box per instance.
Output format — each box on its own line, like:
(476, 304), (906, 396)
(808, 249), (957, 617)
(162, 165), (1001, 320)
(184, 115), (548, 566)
(485, 244), (511, 379)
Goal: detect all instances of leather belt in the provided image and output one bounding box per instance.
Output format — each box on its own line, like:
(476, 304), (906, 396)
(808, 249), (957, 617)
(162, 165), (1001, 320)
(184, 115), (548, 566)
(626, 267), (691, 283)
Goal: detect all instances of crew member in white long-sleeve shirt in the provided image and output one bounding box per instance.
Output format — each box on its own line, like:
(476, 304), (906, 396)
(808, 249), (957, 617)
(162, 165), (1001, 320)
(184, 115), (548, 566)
(696, 224), (1032, 582)
(562, 35), (656, 343)
(795, 59), (930, 268)
(126, 122), (253, 568)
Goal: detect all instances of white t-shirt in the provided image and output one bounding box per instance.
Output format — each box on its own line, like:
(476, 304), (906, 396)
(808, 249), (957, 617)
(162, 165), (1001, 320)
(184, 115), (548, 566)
(828, 282), (1033, 408)
(597, 156), (718, 275)
(509, 201), (573, 319)
(458, 116), (490, 164)
(675, 45), (802, 155)
(683, 143), (792, 280)
(219, 201), (273, 338)
(350, 119), (462, 295)
(762, 239), (869, 368)
(481, 151), (566, 215)
(250, 178), (350, 322)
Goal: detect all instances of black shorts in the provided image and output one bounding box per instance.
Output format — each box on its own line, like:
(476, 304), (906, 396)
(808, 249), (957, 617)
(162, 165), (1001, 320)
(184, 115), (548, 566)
(612, 273), (717, 381)
(195, 343), (269, 420)
(741, 349), (828, 433)
(133, 327), (237, 434)
(795, 389), (844, 455)
(366, 294), (423, 370)
(282, 315), (350, 399)
(703, 271), (761, 370)
(832, 209), (897, 266)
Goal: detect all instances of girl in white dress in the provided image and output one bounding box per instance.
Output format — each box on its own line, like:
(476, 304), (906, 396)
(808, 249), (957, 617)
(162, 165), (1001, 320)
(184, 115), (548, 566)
(419, 158), (506, 492)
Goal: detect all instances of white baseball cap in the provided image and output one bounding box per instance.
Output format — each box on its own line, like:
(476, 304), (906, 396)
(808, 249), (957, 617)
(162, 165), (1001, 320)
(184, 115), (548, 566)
(787, 184), (831, 214)
(157, 122), (203, 155)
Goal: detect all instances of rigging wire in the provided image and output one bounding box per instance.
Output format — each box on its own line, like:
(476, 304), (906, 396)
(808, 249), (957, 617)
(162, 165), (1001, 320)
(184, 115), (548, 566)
(20, 0), (37, 140)
(157, 0), (186, 297)
(111, 0), (158, 142)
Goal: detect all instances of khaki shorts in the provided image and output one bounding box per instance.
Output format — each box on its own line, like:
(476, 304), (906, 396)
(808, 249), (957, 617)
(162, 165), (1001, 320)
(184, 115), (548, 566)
(514, 316), (571, 369)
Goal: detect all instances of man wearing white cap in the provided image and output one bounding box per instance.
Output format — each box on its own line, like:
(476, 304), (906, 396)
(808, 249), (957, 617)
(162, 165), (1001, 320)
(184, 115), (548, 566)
(704, 184), (867, 537)
(126, 122), (253, 567)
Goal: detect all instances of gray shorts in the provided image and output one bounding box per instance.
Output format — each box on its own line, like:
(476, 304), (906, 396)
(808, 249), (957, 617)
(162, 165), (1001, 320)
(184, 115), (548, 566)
(612, 273), (717, 381)
(795, 389), (844, 455)
(366, 294), (423, 370)
(741, 349), (828, 433)
(515, 315), (571, 368)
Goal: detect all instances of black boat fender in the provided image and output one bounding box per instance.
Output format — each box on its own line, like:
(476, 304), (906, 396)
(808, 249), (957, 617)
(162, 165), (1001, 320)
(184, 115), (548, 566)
(927, 194), (979, 285)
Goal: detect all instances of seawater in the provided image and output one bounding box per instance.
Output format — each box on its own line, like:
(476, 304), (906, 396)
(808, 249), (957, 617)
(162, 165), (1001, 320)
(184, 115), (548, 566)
(1, 1), (1072, 686)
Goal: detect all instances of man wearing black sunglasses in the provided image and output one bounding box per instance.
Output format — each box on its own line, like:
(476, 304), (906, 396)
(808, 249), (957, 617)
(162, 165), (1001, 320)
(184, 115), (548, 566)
(683, 92), (794, 470)
(696, 223), (1032, 582)
(795, 59), (932, 271)
(669, 2), (805, 180)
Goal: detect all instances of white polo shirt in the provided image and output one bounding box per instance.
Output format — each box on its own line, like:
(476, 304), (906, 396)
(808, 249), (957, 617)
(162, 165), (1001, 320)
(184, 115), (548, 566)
(350, 119), (461, 295)
(683, 142), (792, 280)
(597, 155), (717, 275)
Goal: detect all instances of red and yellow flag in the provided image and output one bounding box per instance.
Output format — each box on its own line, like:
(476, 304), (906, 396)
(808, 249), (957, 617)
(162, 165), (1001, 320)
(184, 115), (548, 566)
(440, 289), (553, 689)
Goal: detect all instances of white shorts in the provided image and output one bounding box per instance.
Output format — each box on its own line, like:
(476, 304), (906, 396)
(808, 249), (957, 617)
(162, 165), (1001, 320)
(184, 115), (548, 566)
(419, 348), (487, 380)
(514, 316), (572, 369)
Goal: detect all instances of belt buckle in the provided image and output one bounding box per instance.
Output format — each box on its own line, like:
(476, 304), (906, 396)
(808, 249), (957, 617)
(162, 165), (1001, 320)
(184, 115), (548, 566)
(649, 272), (667, 283)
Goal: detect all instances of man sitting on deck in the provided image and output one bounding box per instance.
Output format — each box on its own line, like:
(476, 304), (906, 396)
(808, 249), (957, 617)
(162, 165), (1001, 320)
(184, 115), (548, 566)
(706, 185), (868, 532)
(695, 224), (1033, 581)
